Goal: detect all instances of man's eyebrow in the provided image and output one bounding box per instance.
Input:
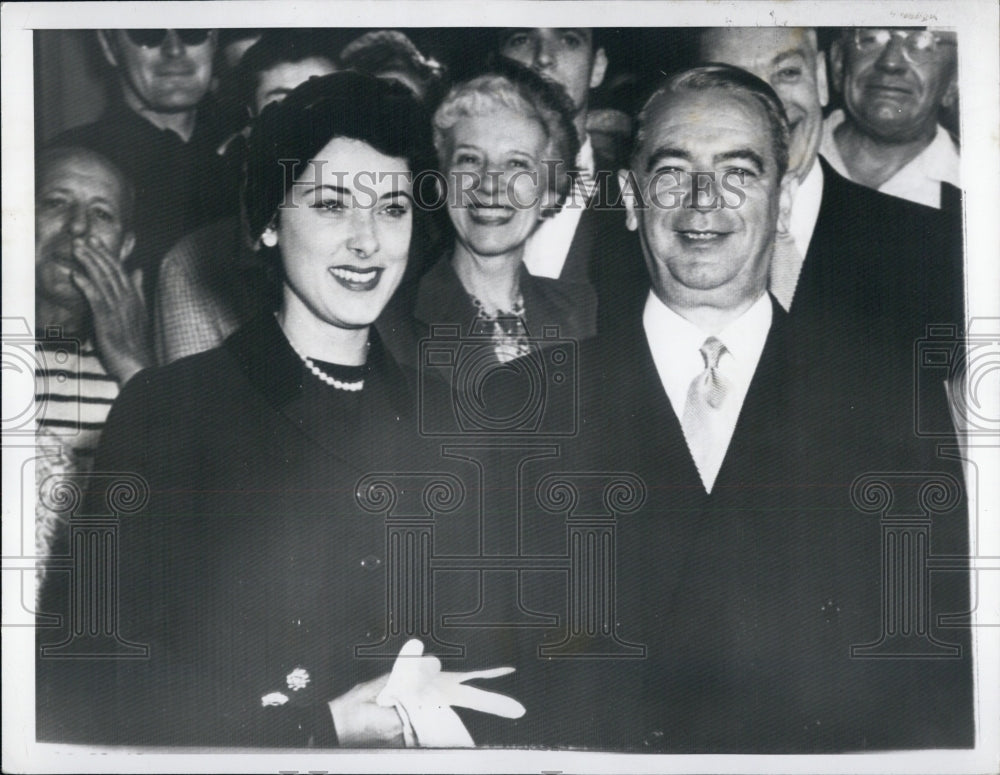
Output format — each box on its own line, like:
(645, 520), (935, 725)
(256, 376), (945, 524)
(715, 149), (765, 173)
(380, 190), (414, 202)
(38, 188), (119, 208)
(645, 147), (692, 174)
(501, 28), (532, 40)
(771, 49), (807, 66)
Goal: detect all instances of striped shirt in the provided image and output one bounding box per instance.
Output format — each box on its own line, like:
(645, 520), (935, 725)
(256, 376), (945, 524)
(35, 339), (119, 471)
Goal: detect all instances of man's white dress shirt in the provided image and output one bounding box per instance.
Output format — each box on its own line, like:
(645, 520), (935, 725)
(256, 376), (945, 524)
(819, 109), (960, 209)
(643, 291), (773, 493)
(522, 136), (596, 279)
(788, 156), (824, 259)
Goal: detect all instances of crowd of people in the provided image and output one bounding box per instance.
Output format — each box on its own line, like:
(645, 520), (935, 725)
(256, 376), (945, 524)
(35, 26), (970, 752)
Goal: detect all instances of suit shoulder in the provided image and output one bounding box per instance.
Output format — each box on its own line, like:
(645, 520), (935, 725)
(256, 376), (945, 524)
(115, 346), (240, 417)
(824, 165), (946, 223)
(531, 275), (597, 304)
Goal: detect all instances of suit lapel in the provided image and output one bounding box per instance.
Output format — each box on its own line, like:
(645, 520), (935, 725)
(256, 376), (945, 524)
(714, 296), (792, 492)
(589, 314), (711, 646)
(414, 256), (481, 335)
(560, 204), (599, 285)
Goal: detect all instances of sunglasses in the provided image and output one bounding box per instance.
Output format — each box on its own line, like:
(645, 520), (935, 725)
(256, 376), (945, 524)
(124, 29), (213, 48)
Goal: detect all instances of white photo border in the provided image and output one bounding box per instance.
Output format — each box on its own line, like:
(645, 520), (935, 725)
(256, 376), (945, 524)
(3, 2), (998, 773)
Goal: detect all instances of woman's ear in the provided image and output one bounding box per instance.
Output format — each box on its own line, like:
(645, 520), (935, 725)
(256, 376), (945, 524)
(539, 185), (563, 220)
(260, 216), (279, 249)
(828, 39), (845, 97)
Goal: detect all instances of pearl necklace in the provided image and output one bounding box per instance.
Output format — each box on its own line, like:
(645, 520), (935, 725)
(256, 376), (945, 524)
(279, 317), (367, 392)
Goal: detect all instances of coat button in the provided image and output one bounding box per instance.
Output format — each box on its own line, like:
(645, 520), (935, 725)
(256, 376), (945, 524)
(820, 599), (840, 622)
(360, 555), (382, 570)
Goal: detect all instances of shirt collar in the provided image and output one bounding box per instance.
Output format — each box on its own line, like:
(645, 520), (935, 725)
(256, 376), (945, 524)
(789, 156), (824, 257)
(913, 124), (961, 187)
(716, 291), (773, 367)
(577, 135), (596, 180)
(644, 290), (772, 359)
(642, 290), (773, 410)
(820, 108), (960, 207)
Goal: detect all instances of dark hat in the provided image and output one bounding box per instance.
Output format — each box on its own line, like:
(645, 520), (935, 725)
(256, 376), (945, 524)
(243, 70), (434, 244)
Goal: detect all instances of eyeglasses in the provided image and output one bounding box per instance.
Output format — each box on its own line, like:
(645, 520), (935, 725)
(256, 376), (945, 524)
(124, 29), (213, 48)
(851, 29), (957, 64)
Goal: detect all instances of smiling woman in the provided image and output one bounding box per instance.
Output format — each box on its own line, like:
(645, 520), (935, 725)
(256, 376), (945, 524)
(242, 72), (435, 370)
(36, 72), (500, 748)
(407, 58), (596, 365)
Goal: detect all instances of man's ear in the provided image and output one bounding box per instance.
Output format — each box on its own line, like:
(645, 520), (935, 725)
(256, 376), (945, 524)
(119, 231), (136, 263)
(941, 71), (959, 109)
(777, 173), (799, 235)
(618, 169), (639, 232)
(589, 47), (608, 91)
(828, 39), (845, 96)
(816, 52), (830, 107)
(96, 30), (119, 68)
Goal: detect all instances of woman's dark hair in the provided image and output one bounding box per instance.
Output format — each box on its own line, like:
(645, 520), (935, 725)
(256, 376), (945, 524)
(243, 70), (436, 245)
(227, 29), (339, 115)
(338, 30), (447, 106)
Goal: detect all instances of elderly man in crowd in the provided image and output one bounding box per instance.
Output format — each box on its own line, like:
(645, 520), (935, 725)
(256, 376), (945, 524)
(498, 27), (645, 330)
(698, 26), (963, 339)
(824, 27), (960, 211)
(35, 147), (151, 460)
(34, 147), (152, 593)
(513, 64), (971, 753)
(54, 29), (235, 297)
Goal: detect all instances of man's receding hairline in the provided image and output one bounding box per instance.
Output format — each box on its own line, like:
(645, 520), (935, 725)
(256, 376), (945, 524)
(634, 83), (784, 177)
(700, 27), (819, 59)
(39, 146), (136, 228)
(40, 147), (125, 189)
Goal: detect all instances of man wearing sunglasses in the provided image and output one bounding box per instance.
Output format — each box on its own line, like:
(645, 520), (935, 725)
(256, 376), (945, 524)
(822, 28), (960, 210)
(53, 29), (237, 298)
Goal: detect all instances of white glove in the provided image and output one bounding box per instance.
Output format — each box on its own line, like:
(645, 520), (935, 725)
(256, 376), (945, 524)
(375, 639), (525, 747)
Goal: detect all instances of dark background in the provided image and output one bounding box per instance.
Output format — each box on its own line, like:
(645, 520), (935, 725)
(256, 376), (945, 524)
(33, 28), (958, 148)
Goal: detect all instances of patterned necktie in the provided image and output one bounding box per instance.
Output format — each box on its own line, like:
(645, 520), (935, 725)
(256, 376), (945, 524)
(681, 336), (733, 492)
(768, 231), (805, 312)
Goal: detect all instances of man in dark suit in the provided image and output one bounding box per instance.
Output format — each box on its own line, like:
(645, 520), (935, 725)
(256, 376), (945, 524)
(497, 28), (646, 331)
(698, 27), (963, 342)
(513, 65), (972, 753)
(54, 30), (237, 298)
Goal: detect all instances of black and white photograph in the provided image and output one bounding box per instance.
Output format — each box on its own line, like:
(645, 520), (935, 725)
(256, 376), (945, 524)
(2, 1), (999, 773)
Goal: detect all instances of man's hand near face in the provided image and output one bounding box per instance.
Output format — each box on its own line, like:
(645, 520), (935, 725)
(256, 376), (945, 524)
(71, 234), (153, 384)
